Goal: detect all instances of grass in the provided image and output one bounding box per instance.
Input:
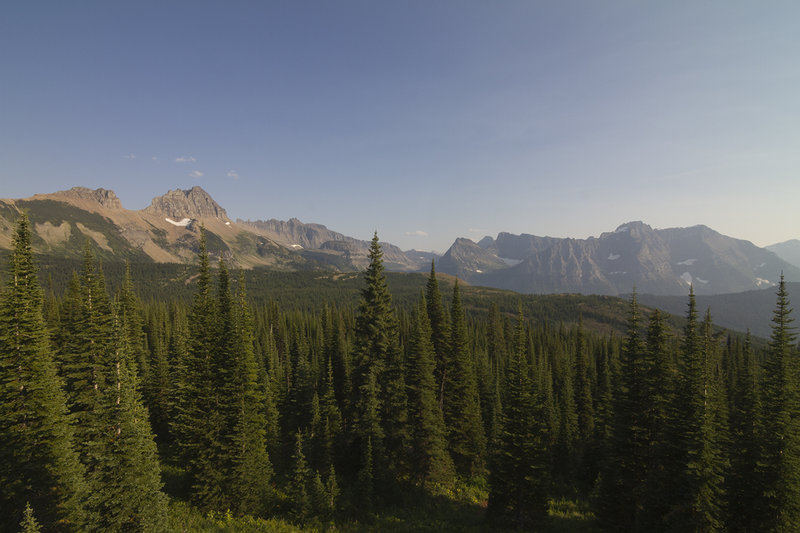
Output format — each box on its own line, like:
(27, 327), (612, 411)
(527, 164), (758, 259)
(160, 467), (597, 533)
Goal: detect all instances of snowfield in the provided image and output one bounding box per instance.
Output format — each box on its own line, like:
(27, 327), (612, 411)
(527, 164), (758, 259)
(165, 217), (192, 227)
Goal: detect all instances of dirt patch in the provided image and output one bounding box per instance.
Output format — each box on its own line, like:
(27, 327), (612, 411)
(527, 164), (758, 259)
(75, 222), (112, 251)
(35, 221), (72, 247)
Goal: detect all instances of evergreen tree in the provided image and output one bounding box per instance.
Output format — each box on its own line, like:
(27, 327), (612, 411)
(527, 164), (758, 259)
(230, 272), (274, 516)
(673, 297), (728, 532)
(596, 290), (647, 531)
(405, 294), (454, 491)
(757, 274), (800, 531)
(442, 279), (486, 477)
(84, 307), (167, 531)
(727, 333), (761, 532)
(639, 309), (678, 530)
(60, 245), (115, 464)
(487, 307), (549, 529)
(118, 262), (149, 393)
(0, 214), (87, 531)
(425, 260), (449, 408)
(574, 319), (595, 444)
(20, 503), (41, 533)
(351, 233), (403, 478)
(173, 228), (227, 509)
(288, 431), (311, 524)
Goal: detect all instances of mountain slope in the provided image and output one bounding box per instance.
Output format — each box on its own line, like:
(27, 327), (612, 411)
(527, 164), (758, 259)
(0, 187), (312, 269)
(238, 218), (430, 271)
(439, 221), (800, 296)
(767, 239), (800, 270)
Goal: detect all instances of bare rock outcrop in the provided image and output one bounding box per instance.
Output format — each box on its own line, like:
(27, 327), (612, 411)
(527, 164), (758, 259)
(143, 186), (228, 220)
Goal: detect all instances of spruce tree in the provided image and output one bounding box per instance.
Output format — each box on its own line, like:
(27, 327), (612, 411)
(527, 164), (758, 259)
(84, 306), (167, 531)
(0, 214), (87, 531)
(118, 262), (149, 393)
(351, 233), (403, 479)
(758, 274), (800, 531)
(442, 279), (486, 477)
(487, 307), (550, 529)
(20, 503), (42, 533)
(727, 333), (761, 532)
(425, 260), (449, 408)
(596, 290), (647, 531)
(173, 228), (226, 509)
(230, 272), (274, 516)
(405, 294), (454, 491)
(673, 298), (728, 532)
(289, 430), (312, 524)
(639, 309), (679, 530)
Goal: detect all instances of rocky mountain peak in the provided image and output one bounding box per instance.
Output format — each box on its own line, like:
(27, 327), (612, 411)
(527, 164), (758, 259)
(61, 187), (123, 209)
(143, 186), (228, 220)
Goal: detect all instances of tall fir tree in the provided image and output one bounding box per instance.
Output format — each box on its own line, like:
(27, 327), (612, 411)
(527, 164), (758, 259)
(425, 260), (449, 408)
(405, 294), (454, 491)
(727, 333), (761, 532)
(84, 303), (167, 531)
(487, 307), (550, 529)
(173, 228), (227, 509)
(351, 233), (405, 479)
(757, 274), (800, 531)
(673, 296), (728, 532)
(0, 214), (87, 531)
(442, 279), (486, 477)
(596, 290), (647, 531)
(230, 272), (274, 516)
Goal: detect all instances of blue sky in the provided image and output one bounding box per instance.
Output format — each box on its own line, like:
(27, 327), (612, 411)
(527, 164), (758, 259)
(1, 2), (798, 253)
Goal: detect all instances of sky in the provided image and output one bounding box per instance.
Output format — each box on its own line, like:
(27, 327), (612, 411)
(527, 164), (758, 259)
(1, 1), (798, 253)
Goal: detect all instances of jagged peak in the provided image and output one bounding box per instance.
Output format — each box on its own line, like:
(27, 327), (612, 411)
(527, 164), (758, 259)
(54, 187), (123, 209)
(143, 186), (227, 220)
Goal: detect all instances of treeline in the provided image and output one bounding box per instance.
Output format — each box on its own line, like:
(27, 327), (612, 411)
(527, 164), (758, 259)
(1, 214), (799, 532)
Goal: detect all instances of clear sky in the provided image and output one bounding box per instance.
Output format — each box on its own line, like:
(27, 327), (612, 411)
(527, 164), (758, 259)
(1, 1), (798, 253)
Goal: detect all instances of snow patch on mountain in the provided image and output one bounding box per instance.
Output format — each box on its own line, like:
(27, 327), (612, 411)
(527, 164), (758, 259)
(608, 253), (620, 260)
(680, 272), (693, 284)
(677, 258), (697, 266)
(165, 217), (192, 227)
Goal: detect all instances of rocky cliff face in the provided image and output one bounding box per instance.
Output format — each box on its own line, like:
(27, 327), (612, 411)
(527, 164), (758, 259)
(59, 187), (123, 209)
(440, 221), (800, 296)
(239, 217), (430, 272)
(143, 186), (228, 220)
(437, 237), (508, 279)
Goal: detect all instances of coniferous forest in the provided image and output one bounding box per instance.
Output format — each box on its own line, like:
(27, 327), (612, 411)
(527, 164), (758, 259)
(2, 213), (800, 532)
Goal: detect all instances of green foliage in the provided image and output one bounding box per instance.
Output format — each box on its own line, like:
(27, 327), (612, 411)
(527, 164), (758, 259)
(0, 214), (88, 531)
(406, 295), (455, 491)
(19, 503), (41, 533)
(443, 280), (486, 478)
(488, 307), (550, 529)
(5, 217), (792, 531)
(16, 199), (152, 263)
(757, 274), (800, 531)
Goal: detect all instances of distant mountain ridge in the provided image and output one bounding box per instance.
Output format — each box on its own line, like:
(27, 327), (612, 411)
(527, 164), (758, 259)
(0, 186), (429, 272)
(437, 221), (800, 296)
(1, 186), (797, 297)
(767, 239), (800, 270)
(237, 218), (430, 271)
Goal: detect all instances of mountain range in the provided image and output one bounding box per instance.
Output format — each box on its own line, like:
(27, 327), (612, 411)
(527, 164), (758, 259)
(440, 221), (800, 296)
(1, 186), (798, 299)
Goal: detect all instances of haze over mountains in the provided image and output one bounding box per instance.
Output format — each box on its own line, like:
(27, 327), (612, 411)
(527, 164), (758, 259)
(0, 186), (797, 298)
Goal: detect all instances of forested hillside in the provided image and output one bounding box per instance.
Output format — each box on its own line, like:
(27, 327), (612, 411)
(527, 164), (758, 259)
(1, 214), (799, 532)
